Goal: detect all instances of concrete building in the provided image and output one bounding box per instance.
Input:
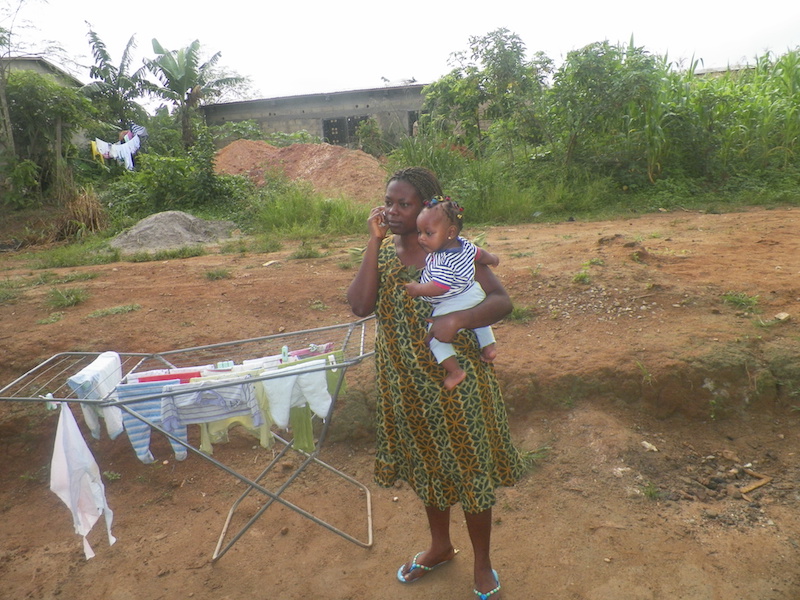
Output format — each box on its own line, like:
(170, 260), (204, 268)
(0, 56), (83, 88)
(202, 84), (426, 146)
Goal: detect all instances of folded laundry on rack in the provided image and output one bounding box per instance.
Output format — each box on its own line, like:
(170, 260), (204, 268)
(126, 365), (214, 384)
(161, 377), (262, 433)
(50, 403), (116, 559)
(66, 351), (124, 440)
(115, 380), (189, 463)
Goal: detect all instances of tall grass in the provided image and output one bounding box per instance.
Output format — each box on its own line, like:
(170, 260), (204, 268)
(254, 180), (369, 238)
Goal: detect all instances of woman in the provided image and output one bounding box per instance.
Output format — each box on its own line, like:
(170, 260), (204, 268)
(347, 167), (523, 599)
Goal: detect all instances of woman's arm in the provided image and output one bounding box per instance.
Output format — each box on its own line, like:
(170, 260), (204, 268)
(347, 207), (388, 317)
(427, 263), (512, 343)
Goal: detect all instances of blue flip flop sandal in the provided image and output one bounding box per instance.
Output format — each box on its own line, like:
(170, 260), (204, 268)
(473, 569), (500, 599)
(396, 549), (459, 584)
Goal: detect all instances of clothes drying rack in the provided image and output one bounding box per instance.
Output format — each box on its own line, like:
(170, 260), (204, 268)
(0, 316), (376, 561)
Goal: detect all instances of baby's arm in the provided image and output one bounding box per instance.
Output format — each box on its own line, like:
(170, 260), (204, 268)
(476, 247), (500, 267)
(405, 281), (448, 297)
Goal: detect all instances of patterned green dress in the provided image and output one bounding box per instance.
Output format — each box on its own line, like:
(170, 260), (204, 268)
(373, 238), (524, 513)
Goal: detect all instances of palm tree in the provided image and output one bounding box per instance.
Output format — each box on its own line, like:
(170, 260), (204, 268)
(82, 26), (148, 130)
(144, 39), (243, 148)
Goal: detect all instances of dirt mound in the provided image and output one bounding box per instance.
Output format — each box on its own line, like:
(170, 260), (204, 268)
(108, 210), (237, 253)
(214, 140), (387, 203)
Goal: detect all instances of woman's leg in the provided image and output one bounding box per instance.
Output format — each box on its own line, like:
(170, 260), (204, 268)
(465, 508), (500, 596)
(398, 504), (458, 581)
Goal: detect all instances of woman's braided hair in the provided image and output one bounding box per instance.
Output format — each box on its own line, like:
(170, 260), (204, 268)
(387, 167), (443, 206)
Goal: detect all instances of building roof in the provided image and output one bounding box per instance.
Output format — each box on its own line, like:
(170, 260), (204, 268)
(1, 55), (84, 88)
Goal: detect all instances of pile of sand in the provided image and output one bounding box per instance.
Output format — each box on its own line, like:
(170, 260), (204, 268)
(109, 211), (236, 253)
(214, 140), (387, 204)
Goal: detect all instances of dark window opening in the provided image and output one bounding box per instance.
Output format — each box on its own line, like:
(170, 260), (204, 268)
(323, 115), (369, 146)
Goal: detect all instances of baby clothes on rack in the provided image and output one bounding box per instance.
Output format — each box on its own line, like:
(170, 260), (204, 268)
(160, 377), (262, 433)
(260, 358), (333, 429)
(50, 403), (115, 559)
(115, 380), (189, 463)
(66, 351), (124, 440)
(190, 370), (274, 454)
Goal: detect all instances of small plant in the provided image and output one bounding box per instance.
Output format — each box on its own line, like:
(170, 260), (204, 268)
(636, 361), (654, 386)
(87, 304), (141, 318)
(290, 242), (322, 260)
(506, 305), (534, 323)
(642, 481), (661, 501)
(572, 269), (591, 284)
(521, 446), (550, 471)
(37, 312), (65, 324)
(47, 287), (89, 309)
(253, 235), (282, 254)
(582, 258), (605, 267)
(205, 268), (232, 281)
(510, 251), (535, 258)
(102, 470), (122, 482)
(722, 291), (760, 312)
(220, 239), (249, 254)
(309, 299), (329, 311)
(0, 286), (20, 305)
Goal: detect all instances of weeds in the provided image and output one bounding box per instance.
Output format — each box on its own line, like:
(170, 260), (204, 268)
(87, 304), (141, 318)
(127, 246), (207, 263)
(37, 312), (65, 324)
(506, 305), (534, 323)
(722, 291), (760, 312)
(642, 481), (661, 501)
(290, 243), (322, 260)
(572, 269), (591, 284)
(47, 287), (89, 309)
(102, 471), (122, 482)
(205, 268), (232, 281)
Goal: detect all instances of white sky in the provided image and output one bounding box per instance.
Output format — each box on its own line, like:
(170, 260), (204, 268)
(8, 0), (800, 101)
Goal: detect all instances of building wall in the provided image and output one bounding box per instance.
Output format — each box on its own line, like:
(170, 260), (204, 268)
(202, 84), (425, 146)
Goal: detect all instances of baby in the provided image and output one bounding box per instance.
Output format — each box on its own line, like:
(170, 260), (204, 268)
(405, 196), (499, 390)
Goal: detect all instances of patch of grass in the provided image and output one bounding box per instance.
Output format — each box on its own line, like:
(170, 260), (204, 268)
(642, 481), (661, 501)
(253, 235), (282, 254)
(102, 470), (122, 482)
(0, 286), (20, 304)
(219, 239), (249, 254)
(722, 291), (760, 313)
(47, 287), (89, 309)
(572, 269), (591, 284)
(521, 446), (550, 471)
(309, 299), (329, 311)
(510, 251), (535, 258)
(87, 304), (141, 318)
(582, 257), (605, 267)
(290, 242), (322, 259)
(37, 312), (65, 324)
(126, 246), (207, 263)
(30, 242), (120, 269)
(33, 271), (99, 285)
(506, 305), (534, 323)
(205, 268), (232, 281)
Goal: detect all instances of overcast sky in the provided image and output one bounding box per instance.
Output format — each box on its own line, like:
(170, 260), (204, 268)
(9, 0), (800, 101)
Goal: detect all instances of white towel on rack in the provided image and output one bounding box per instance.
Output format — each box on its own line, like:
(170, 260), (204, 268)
(50, 403), (116, 559)
(260, 359), (332, 429)
(66, 351), (124, 440)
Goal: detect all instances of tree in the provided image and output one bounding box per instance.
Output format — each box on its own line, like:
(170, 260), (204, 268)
(82, 25), (149, 130)
(422, 28), (551, 156)
(144, 39), (243, 148)
(5, 69), (94, 198)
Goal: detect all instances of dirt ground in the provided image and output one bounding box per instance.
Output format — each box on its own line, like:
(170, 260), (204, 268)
(2, 163), (800, 598)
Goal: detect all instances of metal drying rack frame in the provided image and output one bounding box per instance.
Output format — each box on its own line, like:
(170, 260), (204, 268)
(0, 316), (377, 561)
